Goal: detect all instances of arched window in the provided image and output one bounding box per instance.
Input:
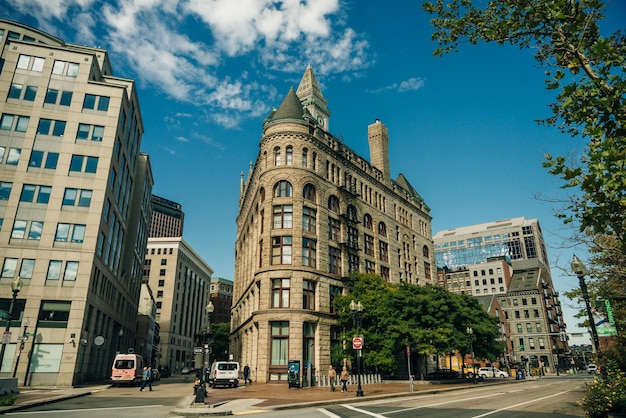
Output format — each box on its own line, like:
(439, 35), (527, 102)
(259, 187), (265, 202)
(363, 214), (373, 230)
(286, 146), (293, 165)
(274, 147), (281, 166)
(378, 222), (387, 237)
(273, 180), (292, 197)
(303, 184), (316, 202)
(347, 205), (357, 222)
(422, 245), (429, 257)
(302, 148), (308, 167)
(312, 152), (317, 170)
(328, 195), (340, 213)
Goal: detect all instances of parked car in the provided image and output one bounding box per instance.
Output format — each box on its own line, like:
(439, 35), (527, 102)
(151, 368), (160, 381)
(425, 369), (462, 380)
(586, 364), (598, 374)
(478, 367), (509, 378)
(208, 361), (240, 388)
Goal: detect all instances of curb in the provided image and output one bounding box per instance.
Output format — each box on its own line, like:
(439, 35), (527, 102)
(0, 391), (92, 414)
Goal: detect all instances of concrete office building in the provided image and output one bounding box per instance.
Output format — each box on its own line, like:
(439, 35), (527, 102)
(0, 19), (152, 386)
(231, 66), (435, 383)
(143, 238), (213, 373)
(149, 194), (184, 238)
(434, 217), (569, 372)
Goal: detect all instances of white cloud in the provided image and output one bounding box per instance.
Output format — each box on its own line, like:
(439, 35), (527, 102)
(367, 77), (426, 94)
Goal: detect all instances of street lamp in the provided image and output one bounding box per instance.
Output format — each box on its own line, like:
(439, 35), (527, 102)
(196, 300), (214, 404)
(117, 329), (124, 354)
(0, 277), (24, 371)
(571, 255), (600, 353)
(467, 327), (477, 384)
(350, 300), (364, 397)
(12, 318), (29, 377)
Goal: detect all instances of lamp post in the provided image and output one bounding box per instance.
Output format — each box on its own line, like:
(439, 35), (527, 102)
(571, 255), (600, 353)
(0, 277), (23, 371)
(467, 327), (477, 384)
(350, 300), (364, 397)
(117, 329), (124, 354)
(12, 318), (29, 378)
(195, 300), (214, 404)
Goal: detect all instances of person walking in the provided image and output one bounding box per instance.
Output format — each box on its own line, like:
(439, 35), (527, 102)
(140, 366), (153, 391)
(340, 366), (349, 392)
(328, 365), (337, 392)
(243, 364), (251, 385)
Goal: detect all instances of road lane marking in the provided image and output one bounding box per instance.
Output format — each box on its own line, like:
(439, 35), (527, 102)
(343, 404), (388, 417)
(317, 408), (344, 418)
(470, 390), (571, 418)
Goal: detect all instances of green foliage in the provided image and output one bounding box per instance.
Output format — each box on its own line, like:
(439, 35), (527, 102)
(210, 322), (231, 362)
(0, 394), (16, 406)
(422, 0), (626, 253)
(335, 273), (502, 374)
(579, 360), (626, 417)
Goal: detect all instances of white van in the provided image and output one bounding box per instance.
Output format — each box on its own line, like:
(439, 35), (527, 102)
(111, 354), (144, 386)
(208, 361), (240, 388)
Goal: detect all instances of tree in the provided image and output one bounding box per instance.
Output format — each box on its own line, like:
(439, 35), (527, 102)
(422, 0), (626, 253)
(335, 273), (502, 376)
(210, 322), (231, 362)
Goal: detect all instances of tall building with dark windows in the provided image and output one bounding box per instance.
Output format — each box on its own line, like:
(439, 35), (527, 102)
(434, 217), (570, 373)
(0, 19), (152, 386)
(231, 65), (434, 383)
(149, 194), (184, 238)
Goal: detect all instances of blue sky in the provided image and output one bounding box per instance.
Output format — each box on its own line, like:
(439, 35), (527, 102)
(4, 0), (624, 345)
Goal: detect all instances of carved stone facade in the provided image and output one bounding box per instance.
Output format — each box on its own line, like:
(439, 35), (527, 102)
(230, 66), (434, 383)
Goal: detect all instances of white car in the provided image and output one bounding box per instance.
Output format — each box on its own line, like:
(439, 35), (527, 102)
(478, 367), (509, 378)
(586, 364), (598, 374)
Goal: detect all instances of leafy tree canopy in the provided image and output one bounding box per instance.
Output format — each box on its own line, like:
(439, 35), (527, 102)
(422, 0), (626, 252)
(335, 273), (502, 374)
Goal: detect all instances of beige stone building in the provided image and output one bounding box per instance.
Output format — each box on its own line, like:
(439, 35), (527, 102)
(143, 237), (213, 373)
(0, 19), (152, 386)
(231, 66), (434, 383)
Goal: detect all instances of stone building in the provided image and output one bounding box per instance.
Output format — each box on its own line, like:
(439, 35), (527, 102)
(230, 66), (434, 383)
(0, 19), (151, 386)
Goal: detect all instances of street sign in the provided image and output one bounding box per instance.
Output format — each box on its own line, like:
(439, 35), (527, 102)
(205, 347), (212, 354)
(194, 346), (203, 354)
(352, 336), (363, 350)
(2, 331), (11, 344)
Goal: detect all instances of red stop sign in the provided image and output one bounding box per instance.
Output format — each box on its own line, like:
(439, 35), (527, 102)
(352, 337), (363, 350)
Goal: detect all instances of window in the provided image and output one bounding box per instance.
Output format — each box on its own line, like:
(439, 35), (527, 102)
(44, 89), (58, 104)
(8, 83), (37, 101)
(363, 214), (373, 230)
(270, 321), (289, 365)
(158, 279), (165, 287)
(69, 155), (98, 173)
(273, 205), (292, 229)
(517, 324), (523, 333)
(52, 60), (79, 77)
(0, 182), (12, 200)
(364, 234), (374, 256)
(303, 184), (316, 201)
(328, 217), (341, 241)
(19, 259), (35, 279)
(329, 246), (341, 275)
(329, 285), (342, 314)
(302, 238), (316, 267)
(302, 207), (316, 233)
(46, 260), (63, 280)
(20, 184), (51, 203)
(303, 322), (315, 367)
(378, 222), (387, 237)
(76, 124), (104, 141)
(348, 226), (358, 249)
(1, 114), (30, 132)
(1, 258), (18, 278)
(536, 323), (542, 332)
(286, 146), (293, 165)
(271, 236), (292, 264)
(160, 269), (166, 276)
(380, 265), (390, 281)
(328, 195), (340, 212)
(365, 259), (375, 273)
(16, 55), (45, 72)
(423, 245), (429, 258)
(379, 241), (388, 262)
(64, 261), (79, 281)
(27, 151), (59, 170)
(526, 323), (532, 332)
(55, 223), (86, 243)
(4, 148), (20, 165)
(82, 94), (109, 111)
(38, 301), (71, 328)
(62, 188), (92, 207)
(274, 147), (281, 165)
(348, 253), (359, 273)
(272, 278), (290, 308)
(8, 83), (23, 99)
(28, 221), (43, 240)
(10, 220), (26, 239)
(273, 180), (292, 197)
(36, 118), (66, 136)
(303, 280), (315, 309)
(302, 148), (308, 167)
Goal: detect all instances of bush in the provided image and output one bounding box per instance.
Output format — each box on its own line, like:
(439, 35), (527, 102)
(579, 364), (626, 418)
(0, 394), (16, 406)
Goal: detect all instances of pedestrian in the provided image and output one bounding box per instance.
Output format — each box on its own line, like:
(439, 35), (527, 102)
(140, 366), (153, 391)
(328, 365), (336, 392)
(340, 366), (349, 392)
(243, 364), (251, 385)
